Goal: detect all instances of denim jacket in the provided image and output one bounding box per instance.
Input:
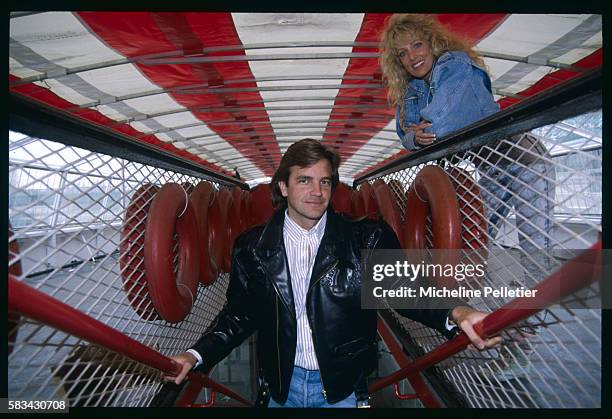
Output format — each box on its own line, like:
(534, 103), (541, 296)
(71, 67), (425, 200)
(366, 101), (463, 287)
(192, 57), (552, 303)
(396, 51), (500, 150)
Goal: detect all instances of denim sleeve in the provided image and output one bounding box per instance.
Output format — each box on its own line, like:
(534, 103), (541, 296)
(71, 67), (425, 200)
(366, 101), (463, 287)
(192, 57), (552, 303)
(396, 106), (419, 151)
(395, 105), (405, 138)
(419, 58), (473, 138)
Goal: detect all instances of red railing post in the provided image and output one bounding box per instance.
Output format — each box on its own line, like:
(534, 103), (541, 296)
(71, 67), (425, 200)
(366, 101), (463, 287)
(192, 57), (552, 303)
(176, 375), (217, 408)
(377, 315), (442, 407)
(393, 383), (419, 400)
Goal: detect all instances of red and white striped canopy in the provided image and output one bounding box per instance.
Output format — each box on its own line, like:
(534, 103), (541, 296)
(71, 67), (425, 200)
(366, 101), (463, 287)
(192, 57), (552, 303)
(9, 12), (602, 185)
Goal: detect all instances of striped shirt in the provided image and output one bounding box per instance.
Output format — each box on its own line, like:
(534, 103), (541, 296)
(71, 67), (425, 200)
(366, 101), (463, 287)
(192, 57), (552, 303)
(283, 210), (327, 370)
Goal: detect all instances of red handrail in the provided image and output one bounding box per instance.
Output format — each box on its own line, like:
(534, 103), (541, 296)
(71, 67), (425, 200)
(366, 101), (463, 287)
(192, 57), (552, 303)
(9, 239), (601, 406)
(8, 275), (251, 407)
(369, 240), (602, 395)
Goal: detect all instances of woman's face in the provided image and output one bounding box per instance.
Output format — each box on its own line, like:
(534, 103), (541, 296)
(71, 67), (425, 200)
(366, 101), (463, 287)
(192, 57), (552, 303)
(395, 37), (435, 80)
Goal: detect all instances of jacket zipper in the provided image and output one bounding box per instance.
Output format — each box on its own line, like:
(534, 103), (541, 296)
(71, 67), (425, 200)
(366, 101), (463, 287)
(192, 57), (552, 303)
(306, 260), (338, 400)
(268, 279), (296, 398)
(309, 319), (328, 399)
(307, 260), (338, 293)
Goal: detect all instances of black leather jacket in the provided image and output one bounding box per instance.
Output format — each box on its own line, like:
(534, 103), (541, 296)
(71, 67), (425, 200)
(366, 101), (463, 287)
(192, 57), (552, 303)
(191, 208), (459, 404)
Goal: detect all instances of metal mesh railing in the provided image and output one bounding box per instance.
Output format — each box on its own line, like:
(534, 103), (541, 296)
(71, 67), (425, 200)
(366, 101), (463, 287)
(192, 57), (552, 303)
(8, 132), (233, 406)
(7, 107), (602, 408)
(366, 110), (602, 408)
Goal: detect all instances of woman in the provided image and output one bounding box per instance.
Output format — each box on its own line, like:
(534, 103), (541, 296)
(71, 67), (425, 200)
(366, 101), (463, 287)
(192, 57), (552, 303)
(379, 15), (556, 382)
(380, 13), (499, 151)
(380, 13), (555, 257)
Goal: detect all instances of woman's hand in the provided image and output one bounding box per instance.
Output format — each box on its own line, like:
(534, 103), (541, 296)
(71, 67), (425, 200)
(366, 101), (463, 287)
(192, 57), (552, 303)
(408, 121), (436, 146)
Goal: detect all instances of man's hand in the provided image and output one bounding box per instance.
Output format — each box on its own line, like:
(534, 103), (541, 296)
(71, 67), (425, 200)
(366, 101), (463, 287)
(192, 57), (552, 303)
(451, 306), (502, 350)
(164, 352), (197, 385)
(408, 121), (436, 146)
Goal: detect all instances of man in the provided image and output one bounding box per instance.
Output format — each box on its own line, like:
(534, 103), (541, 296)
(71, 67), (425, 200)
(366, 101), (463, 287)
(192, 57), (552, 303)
(166, 139), (500, 407)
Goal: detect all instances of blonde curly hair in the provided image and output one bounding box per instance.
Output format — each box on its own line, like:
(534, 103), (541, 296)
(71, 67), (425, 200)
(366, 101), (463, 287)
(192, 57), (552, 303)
(379, 14), (486, 125)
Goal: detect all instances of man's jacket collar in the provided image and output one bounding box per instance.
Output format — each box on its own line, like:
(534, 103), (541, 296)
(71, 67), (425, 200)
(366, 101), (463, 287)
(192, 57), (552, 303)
(256, 207), (344, 253)
(255, 207), (346, 319)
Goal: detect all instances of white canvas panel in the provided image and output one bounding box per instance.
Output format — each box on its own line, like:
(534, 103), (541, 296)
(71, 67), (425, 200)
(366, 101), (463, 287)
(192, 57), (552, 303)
(477, 14), (590, 58)
(10, 12), (124, 68)
(9, 57), (43, 79)
(153, 111), (201, 128)
(36, 79), (95, 106)
(122, 93), (183, 115)
(554, 32), (602, 64)
(78, 63), (159, 97)
(175, 125), (216, 138)
(484, 58), (519, 82)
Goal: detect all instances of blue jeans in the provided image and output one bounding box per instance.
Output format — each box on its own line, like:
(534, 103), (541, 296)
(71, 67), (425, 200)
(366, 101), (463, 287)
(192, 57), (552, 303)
(479, 160), (555, 253)
(268, 366), (357, 408)
(479, 160), (556, 282)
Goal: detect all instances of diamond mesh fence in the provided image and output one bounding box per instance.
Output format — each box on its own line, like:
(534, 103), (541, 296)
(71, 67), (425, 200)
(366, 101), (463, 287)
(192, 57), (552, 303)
(8, 132), (234, 406)
(362, 110), (602, 408)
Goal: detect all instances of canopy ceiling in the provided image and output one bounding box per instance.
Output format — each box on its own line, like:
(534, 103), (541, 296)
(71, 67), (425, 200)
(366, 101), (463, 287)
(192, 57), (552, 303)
(9, 12), (602, 185)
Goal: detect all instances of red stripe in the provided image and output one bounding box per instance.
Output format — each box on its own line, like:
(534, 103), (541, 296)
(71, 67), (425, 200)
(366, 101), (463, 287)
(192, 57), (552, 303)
(435, 14), (507, 45)
(9, 74), (226, 174)
(322, 13), (392, 158)
(183, 12), (280, 175)
(78, 12), (279, 176)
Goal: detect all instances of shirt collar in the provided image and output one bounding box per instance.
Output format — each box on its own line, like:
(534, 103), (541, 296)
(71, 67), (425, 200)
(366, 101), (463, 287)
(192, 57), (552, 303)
(283, 209), (327, 243)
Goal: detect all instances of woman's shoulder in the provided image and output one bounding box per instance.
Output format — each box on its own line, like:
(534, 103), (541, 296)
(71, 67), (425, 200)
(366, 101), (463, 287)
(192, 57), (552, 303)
(436, 50), (472, 66)
(434, 50), (490, 81)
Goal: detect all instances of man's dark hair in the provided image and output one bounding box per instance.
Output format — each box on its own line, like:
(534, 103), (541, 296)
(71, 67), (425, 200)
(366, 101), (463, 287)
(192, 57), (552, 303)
(270, 138), (341, 208)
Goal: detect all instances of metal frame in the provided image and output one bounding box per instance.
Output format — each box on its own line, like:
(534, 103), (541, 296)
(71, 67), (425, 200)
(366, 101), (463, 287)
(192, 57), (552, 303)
(139, 51), (381, 65)
(108, 103), (392, 126)
(9, 36), (585, 87)
(9, 94), (247, 189)
(73, 86), (385, 110)
(137, 116), (392, 138)
(177, 128), (395, 144)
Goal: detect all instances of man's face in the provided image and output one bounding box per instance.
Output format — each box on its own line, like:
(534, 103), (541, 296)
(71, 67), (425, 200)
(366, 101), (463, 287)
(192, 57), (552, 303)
(279, 159), (333, 230)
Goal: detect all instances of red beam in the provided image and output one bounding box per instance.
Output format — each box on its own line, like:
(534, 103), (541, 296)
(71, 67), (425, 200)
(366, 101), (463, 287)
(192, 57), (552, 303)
(8, 275), (251, 406)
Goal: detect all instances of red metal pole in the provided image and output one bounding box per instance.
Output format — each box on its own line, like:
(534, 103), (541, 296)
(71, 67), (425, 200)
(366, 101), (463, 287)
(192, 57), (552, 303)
(369, 240), (601, 395)
(8, 275), (251, 406)
(394, 383), (419, 400)
(376, 316), (441, 407)
(177, 375), (217, 408)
